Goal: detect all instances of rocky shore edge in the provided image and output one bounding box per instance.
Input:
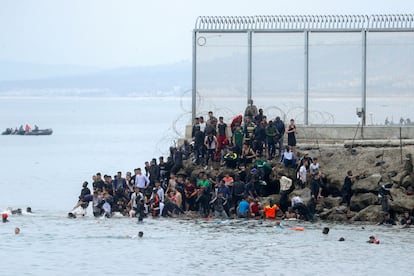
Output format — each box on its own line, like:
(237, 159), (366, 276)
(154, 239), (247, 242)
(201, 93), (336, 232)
(178, 140), (414, 223)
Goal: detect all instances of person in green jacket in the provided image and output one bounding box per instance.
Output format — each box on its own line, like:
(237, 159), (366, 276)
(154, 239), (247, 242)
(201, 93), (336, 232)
(265, 120), (280, 160)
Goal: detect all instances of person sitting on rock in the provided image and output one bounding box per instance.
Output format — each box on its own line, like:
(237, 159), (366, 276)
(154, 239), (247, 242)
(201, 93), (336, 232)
(263, 199), (279, 220)
(281, 146), (296, 169)
(250, 198), (261, 218)
(401, 210), (414, 228)
(237, 196), (251, 218)
(222, 148), (238, 169)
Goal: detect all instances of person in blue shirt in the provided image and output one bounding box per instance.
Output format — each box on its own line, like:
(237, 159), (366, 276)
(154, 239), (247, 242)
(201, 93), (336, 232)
(237, 197), (250, 218)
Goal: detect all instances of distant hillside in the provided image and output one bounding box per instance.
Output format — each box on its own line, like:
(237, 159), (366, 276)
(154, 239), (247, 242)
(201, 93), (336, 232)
(0, 60), (103, 82)
(0, 62), (192, 97)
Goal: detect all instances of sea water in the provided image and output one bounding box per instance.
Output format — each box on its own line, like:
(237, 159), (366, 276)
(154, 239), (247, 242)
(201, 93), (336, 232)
(0, 97), (412, 276)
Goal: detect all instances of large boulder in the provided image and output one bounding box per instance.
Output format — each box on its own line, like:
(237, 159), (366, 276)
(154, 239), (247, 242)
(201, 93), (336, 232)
(318, 208), (334, 220)
(389, 188), (414, 212)
(320, 196), (342, 209)
(261, 194), (281, 207)
(350, 205), (382, 223)
(315, 196), (342, 213)
(326, 211), (349, 222)
(323, 173), (343, 196)
(319, 206), (349, 221)
(352, 174), (382, 193)
(401, 175), (414, 188)
(349, 193), (378, 211)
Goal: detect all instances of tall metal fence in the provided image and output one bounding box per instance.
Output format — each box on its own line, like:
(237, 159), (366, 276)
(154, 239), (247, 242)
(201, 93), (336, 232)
(192, 14), (414, 125)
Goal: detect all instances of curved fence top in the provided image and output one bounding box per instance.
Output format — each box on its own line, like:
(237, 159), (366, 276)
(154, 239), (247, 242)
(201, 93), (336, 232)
(195, 14), (414, 31)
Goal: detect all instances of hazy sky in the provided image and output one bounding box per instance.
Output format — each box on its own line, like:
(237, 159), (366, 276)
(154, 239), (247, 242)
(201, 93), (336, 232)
(0, 0), (413, 68)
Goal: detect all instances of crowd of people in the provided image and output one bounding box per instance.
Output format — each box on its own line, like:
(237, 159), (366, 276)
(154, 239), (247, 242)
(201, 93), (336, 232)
(70, 100), (414, 227)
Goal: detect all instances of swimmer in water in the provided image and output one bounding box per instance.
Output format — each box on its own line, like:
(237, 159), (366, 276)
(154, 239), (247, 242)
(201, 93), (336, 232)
(127, 231), (144, 239)
(322, 227), (329, 234)
(367, 236), (380, 244)
(68, 212), (77, 219)
(2, 213), (9, 223)
(15, 227), (20, 234)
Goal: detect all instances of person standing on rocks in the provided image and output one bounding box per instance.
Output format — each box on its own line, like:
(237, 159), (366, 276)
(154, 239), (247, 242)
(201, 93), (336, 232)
(274, 116), (285, 158)
(341, 170), (356, 207)
(278, 172), (294, 214)
(286, 119), (297, 155)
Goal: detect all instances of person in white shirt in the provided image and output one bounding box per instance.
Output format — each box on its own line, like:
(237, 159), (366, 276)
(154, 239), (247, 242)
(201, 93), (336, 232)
(199, 116), (206, 133)
(282, 146), (296, 168)
(298, 160), (308, 189)
(134, 168), (149, 190)
(291, 195), (312, 221)
(309, 158), (320, 174)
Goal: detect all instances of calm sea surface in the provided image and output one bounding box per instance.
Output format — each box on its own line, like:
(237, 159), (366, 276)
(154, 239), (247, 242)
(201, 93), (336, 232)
(0, 97), (412, 276)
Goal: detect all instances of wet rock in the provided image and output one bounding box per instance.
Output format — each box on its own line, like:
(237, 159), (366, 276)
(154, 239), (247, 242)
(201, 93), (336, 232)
(319, 196), (342, 209)
(261, 194), (281, 206)
(391, 171), (414, 188)
(350, 193), (378, 212)
(324, 176), (342, 195)
(400, 175), (414, 188)
(326, 212), (348, 222)
(318, 208), (334, 220)
(389, 188), (414, 212)
(352, 174), (382, 193)
(320, 206), (349, 221)
(375, 161), (386, 167)
(190, 166), (207, 178)
(346, 210), (357, 219)
(388, 170), (398, 178)
(351, 205), (382, 222)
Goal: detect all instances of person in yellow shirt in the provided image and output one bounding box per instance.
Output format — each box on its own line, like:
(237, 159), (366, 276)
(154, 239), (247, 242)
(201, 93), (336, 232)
(263, 200), (279, 220)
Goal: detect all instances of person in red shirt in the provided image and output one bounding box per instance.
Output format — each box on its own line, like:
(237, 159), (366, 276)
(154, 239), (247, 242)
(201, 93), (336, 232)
(263, 200), (279, 220)
(250, 198), (261, 218)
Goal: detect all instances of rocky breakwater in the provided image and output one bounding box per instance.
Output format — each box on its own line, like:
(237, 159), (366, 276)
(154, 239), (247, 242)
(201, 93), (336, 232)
(180, 141), (414, 223)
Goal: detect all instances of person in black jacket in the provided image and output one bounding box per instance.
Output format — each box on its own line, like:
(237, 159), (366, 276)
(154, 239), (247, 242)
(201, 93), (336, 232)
(274, 116), (285, 158)
(341, 170), (356, 206)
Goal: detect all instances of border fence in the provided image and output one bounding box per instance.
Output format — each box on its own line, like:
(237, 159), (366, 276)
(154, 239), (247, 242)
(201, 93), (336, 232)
(192, 14), (414, 126)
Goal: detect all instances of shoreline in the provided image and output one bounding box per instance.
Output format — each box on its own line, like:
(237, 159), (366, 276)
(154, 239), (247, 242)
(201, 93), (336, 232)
(71, 138), (414, 226)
